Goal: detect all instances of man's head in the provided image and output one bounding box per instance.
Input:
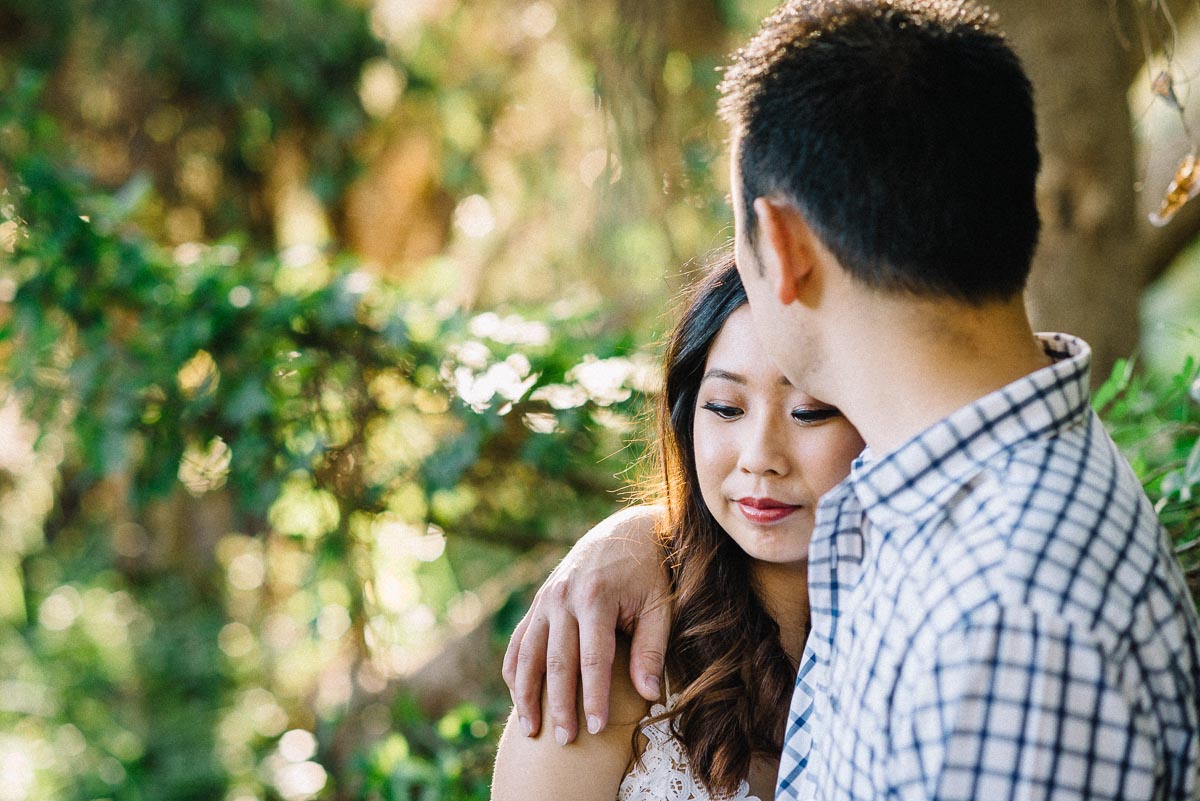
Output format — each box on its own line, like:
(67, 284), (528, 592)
(720, 0), (1040, 306)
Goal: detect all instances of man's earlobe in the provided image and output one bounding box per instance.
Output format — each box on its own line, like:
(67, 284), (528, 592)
(753, 196), (810, 305)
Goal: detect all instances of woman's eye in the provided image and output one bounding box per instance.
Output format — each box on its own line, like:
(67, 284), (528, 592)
(702, 401), (742, 420)
(791, 407), (841, 424)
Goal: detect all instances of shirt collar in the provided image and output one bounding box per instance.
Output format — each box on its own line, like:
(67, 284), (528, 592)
(850, 332), (1091, 532)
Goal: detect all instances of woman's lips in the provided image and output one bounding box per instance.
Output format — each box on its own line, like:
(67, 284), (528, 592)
(736, 497), (801, 524)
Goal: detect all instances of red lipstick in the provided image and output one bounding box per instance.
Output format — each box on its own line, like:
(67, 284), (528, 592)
(735, 497), (800, 524)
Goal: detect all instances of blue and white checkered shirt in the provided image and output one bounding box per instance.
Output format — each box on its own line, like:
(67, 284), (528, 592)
(776, 333), (1200, 801)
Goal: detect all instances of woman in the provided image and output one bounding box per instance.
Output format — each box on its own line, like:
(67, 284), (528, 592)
(491, 254), (864, 800)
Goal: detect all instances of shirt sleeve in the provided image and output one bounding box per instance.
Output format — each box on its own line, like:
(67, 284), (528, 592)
(886, 605), (1161, 801)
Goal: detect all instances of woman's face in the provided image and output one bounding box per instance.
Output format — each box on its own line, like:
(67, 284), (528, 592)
(692, 306), (864, 568)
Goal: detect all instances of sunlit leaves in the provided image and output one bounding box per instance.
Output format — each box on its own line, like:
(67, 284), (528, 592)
(269, 477), (341, 540)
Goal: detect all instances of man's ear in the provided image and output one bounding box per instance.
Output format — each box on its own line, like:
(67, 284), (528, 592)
(753, 196), (816, 306)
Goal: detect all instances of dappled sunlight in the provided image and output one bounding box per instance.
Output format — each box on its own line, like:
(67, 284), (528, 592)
(178, 436), (233, 496)
(0, 398), (58, 566)
(6, 0), (1195, 799)
(468, 311), (551, 347)
(453, 194), (497, 240)
(358, 59), (407, 121)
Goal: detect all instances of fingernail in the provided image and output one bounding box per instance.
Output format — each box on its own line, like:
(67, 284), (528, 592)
(520, 717), (532, 737)
(645, 675), (661, 696)
(587, 715), (601, 735)
(555, 726), (568, 746)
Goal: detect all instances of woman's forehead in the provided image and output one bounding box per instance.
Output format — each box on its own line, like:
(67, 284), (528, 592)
(704, 308), (817, 400)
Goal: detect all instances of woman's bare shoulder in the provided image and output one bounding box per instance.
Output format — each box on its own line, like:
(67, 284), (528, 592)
(609, 635), (659, 723)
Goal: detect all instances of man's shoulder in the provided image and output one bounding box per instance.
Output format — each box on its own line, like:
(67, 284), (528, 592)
(917, 411), (1198, 658)
(953, 408), (1153, 547)
(914, 414), (1153, 602)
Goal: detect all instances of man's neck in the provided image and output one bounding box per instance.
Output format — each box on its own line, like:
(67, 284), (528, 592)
(818, 293), (1051, 456)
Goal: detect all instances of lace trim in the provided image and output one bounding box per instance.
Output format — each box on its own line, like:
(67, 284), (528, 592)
(616, 694), (762, 801)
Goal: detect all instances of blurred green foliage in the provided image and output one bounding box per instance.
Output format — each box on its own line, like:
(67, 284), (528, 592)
(1095, 356), (1200, 575)
(0, 1), (1198, 801)
(0, 66), (655, 799)
(0, 3), (678, 788)
(354, 701), (508, 801)
(0, 0), (383, 242)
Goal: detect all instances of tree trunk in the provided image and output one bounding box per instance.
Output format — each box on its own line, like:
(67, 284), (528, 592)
(992, 0), (1145, 381)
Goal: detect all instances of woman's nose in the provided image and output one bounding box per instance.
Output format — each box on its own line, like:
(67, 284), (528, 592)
(737, 412), (790, 476)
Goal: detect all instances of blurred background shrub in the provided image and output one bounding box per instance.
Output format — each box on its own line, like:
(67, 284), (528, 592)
(0, 1), (1198, 800)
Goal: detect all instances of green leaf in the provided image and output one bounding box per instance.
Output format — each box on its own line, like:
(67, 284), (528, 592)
(1092, 356), (1134, 412)
(1185, 437), (1200, 487)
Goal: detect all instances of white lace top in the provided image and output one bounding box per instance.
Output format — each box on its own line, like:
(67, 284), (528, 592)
(616, 693), (762, 801)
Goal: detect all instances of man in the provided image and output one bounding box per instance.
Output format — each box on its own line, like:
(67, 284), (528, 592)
(504, 1), (1200, 798)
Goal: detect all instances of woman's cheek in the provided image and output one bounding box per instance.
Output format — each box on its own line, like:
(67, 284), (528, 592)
(692, 418), (727, 490)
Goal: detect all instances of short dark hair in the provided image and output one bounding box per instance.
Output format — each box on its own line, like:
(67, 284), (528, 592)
(719, 0), (1041, 303)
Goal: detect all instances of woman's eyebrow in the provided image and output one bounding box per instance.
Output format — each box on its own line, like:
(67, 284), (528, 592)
(701, 368), (746, 384)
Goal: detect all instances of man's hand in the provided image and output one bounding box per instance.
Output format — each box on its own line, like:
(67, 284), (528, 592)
(502, 505), (669, 744)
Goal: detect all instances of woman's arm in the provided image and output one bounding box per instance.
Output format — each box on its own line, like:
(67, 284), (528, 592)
(491, 641), (652, 800)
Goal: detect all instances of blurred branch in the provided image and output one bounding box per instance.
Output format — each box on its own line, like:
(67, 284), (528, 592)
(1110, 0), (1200, 83)
(327, 545), (565, 782)
(1136, 192), (1200, 286)
(1125, 0), (1200, 285)
(395, 545), (565, 714)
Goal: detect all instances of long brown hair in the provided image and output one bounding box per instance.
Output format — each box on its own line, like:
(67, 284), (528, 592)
(641, 251), (799, 796)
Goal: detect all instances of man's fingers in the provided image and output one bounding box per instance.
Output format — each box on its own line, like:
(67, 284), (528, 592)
(502, 611), (531, 695)
(629, 598), (671, 701)
(513, 614), (549, 737)
(545, 613), (580, 745)
(578, 606), (619, 735)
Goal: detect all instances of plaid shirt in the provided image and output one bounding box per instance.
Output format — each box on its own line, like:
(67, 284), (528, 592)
(777, 333), (1200, 801)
